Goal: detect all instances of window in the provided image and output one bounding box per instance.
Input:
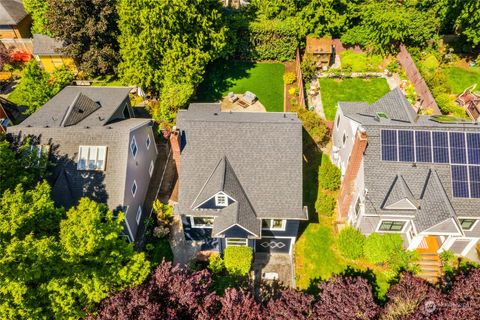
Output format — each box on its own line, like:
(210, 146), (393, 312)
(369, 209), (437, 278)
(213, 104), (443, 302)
(378, 220), (405, 232)
(146, 135), (151, 150)
(342, 133), (346, 146)
(460, 219), (476, 231)
(191, 217), (214, 228)
(130, 136), (138, 158)
(131, 180), (137, 197)
(262, 219), (286, 230)
(149, 160), (154, 177)
(136, 206), (142, 225)
(336, 115), (341, 128)
(354, 197), (361, 216)
(77, 146), (107, 170)
(215, 194), (228, 207)
(29, 144), (50, 167)
(226, 238), (248, 247)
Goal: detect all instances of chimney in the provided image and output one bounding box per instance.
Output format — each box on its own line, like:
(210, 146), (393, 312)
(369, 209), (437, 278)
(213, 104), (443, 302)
(337, 127), (368, 221)
(170, 129), (181, 174)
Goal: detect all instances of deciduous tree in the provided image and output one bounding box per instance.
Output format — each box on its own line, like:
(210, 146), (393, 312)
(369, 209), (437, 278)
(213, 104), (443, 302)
(23, 0), (50, 35)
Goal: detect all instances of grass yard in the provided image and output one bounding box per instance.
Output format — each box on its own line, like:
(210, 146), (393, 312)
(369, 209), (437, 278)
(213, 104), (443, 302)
(339, 50), (384, 73)
(444, 66), (480, 94)
(195, 60), (285, 112)
(320, 78), (390, 120)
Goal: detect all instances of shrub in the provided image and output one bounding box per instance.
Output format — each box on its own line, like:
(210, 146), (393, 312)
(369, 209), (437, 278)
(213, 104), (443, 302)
(315, 190), (336, 216)
(224, 246), (253, 276)
(288, 87), (299, 96)
(301, 54), (317, 82)
(208, 253), (225, 274)
(153, 199), (173, 227)
(293, 106), (328, 146)
(337, 227), (366, 260)
(364, 233), (404, 265)
(318, 157), (341, 191)
(284, 71), (296, 85)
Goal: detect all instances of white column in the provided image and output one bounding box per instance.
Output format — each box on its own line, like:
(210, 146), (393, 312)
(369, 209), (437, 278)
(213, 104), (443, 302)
(438, 236), (456, 253)
(408, 235), (424, 251)
(461, 239), (479, 257)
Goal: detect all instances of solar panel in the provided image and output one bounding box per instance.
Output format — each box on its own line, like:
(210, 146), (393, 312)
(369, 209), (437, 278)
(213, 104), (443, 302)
(398, 130), (414, 162)
(449, 132), (467, 164)
(432, 131), (449, 163)
(467, 133), (480, 165)
(469, 166), (480, 198)
(381, 130), (397, 161)
(451, 165), (470, 198)
(415, 131), (432, 163)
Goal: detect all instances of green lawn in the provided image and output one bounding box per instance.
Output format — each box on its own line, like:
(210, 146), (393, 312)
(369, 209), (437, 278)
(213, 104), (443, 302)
(195, 60), (285, 112)
(320, 78), (390, 120)
(444, 66), (480, 94)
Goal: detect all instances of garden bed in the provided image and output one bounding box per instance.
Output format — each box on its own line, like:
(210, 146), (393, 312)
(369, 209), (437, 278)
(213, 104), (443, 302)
(195, 60), (285, 112)
(319, 78), (390, 120)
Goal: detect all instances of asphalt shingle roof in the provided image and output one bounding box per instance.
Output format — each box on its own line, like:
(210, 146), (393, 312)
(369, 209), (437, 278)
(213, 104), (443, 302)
(0, 0), (27, 25)
(177, 103), (306, 236)
(32, 34), (65, 56)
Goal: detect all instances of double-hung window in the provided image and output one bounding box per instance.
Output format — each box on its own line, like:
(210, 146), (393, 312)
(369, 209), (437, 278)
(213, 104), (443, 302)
(77, 146), (107, 170)
(130, 136), (138, 158)
(191, 217), (214, 228)
(226, 238), (248, 247)
(262, 219), (286, 231)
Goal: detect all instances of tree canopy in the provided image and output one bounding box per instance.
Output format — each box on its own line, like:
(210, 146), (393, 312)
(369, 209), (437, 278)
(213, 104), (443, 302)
(117, 0), (227, 124)
(23, 0), (50, 35)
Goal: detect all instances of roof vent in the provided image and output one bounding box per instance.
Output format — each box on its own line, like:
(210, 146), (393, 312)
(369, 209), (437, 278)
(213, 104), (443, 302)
(84, 126), (90, 129)
(213, 112), (218, 116)
(375, 112), (389, 121)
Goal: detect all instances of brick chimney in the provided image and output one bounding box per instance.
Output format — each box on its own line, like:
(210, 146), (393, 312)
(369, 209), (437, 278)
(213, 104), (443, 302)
(170, 128), (181, 174)
(337, 127), (368, 221)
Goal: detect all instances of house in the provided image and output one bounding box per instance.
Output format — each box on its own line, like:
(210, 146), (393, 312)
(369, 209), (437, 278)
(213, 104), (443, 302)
(171, 103), (307, 255)
(332, 88), (480, 262)
(0, 97), (25, 133)
(305, 36), (334, 69)
(32, 34), (77, 73)
(8, 86), (158, 242)
(0, 0), (31, 39)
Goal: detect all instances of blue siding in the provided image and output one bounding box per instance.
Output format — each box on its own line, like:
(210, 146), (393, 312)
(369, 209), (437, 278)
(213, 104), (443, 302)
(182, 215), (212, 241)
(222, 225), (255, 238)
(261, 220), (300, 238)
(198, 196), (234, 209)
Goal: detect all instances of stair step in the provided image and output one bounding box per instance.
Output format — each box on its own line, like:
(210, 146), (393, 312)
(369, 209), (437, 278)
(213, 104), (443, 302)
(418, 260), (442, 266)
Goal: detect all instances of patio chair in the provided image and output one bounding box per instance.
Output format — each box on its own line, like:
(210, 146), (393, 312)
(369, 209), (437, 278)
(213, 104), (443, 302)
(228, 92), (238, 103)
(243, 91), (257, 105)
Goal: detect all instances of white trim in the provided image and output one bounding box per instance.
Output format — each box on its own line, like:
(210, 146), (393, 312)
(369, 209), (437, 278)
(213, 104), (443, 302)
(130, 135), (138, 159)
(136, 206), (142, 225)
(215, 193), (228, 207)
(190, 216), (214, 229)
(77, 145), (107, 171)
(261, 219), (286, 231)
(461, 238), (479, 256)
(131, 180), (137, 197)
(193, 191), (235, 210)
(123, 206), (134, 242)
(225, 238), (248, 247)
(149, 160), (154, 177)
(146, 134), (151, 150)
(376, 219), (408, 233)
(420, 217), (463, 236)
(256, 236), (296, 255)
(214, 223), (259, 238)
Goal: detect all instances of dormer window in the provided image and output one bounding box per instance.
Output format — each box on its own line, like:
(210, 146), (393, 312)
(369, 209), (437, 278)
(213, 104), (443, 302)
(215, 194), (228, 207)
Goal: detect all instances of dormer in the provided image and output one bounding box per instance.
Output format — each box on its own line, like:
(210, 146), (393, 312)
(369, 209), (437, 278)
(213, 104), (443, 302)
(195, 191), (235, 210)
(382, 175), (419, 210)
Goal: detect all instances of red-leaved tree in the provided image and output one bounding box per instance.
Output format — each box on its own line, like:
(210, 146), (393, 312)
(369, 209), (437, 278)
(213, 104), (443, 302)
(444, 268), (480, 319)
(265, 289), (314, 320)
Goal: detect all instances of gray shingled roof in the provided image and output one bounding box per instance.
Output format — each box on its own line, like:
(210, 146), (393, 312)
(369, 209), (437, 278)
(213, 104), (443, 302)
(8, 86), (149, 212)
(339, 90), (480, 230)
(61, 93), (101, 127)
(382, 175), (418, 210)
(32, 34), (65, 56)
(177, 103), (305, 237)
(0, 0), (27, 25)
(18, 86), (133, 128)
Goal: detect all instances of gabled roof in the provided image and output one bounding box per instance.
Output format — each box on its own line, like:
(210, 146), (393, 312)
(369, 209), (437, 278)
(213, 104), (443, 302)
(0, 97), (25, 124)
(60, 93), (101, 127)
(32, 34), (65, 56)
(177, 103), (306, 227)
(366, 88), (417, 123)
(0, 0), (27, 25)
(382, 175), (418, 210)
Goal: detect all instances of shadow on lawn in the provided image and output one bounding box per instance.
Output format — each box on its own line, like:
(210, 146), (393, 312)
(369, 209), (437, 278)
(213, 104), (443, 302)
(297, 128), (323, 239)
(194, 59), (255, 102)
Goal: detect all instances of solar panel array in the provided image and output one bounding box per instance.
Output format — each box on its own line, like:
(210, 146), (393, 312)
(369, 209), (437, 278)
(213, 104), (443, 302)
(381, 129), (480, 199)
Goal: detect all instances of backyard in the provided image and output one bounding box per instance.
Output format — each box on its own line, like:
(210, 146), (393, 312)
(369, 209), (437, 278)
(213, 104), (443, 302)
(444, 66), (480, 94)
(195, 60), (285, 112)
(320, 77), (390, 120)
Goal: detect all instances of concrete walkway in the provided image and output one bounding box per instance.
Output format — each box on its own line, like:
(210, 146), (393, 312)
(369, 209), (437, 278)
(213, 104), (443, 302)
(252, 253), (294, 288)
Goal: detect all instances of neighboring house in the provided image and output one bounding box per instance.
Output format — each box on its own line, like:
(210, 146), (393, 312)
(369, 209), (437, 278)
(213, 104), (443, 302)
(171, 103), (307, 255)
(0, 0), (31, 39)
(8, 86), (158, 242)
(0, 97), (25, 133)
(332, 88), (480, 260)
(221, 0), (249, 8)
(32, 34), (77, 73)
(305, 36), (334, 69)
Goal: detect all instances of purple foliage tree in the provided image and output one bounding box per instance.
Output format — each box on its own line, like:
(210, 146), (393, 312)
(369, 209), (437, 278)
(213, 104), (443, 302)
(215, 288), (264, 320)
(445, 268), (480, 319)
(265, 289), (314, 320)
(0, 42), (11, 70)
(312, 276), (380, 320)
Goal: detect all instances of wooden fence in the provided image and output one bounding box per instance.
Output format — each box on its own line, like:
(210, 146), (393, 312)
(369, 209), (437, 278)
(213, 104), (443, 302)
(397, 44), (441, 114)
(295, 48), (306, 109)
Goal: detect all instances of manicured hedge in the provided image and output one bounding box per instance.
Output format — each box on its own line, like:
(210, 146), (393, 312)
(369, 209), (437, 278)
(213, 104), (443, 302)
(318, 157), (341, 191)
(224, 246), (253, 276)
(315, 190), (336, 216)
(337, 227), (366, 260)
(363, 233), (404, 265)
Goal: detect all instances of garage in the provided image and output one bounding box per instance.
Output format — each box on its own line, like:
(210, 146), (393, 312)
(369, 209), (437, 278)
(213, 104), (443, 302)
(255, 238), (292, 254)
